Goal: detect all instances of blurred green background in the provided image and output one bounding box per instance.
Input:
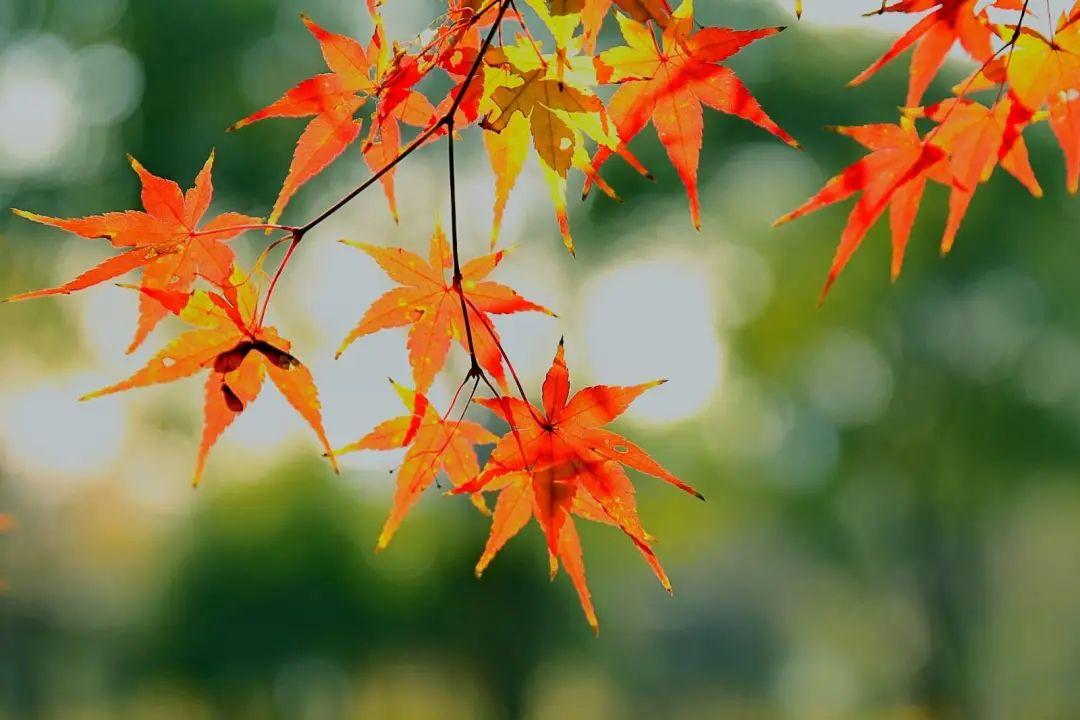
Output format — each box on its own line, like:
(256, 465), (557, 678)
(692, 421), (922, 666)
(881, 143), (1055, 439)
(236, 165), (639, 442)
(2, 1), (1080, 718)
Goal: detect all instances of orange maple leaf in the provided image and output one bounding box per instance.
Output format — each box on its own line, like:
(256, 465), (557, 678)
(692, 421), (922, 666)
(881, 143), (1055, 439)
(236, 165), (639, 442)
(360, 54), (440, 222)
(9, 152), (263, 352)
(919, 97), (1042, 252)
(454, 341), (702, 632)
(336, 222), (553, 393)
(1046, 5), (1080, 193)
(1050, 93), (1080, 194)
(589, 0), (797, 228)
(337, 381), (498, 551)
(964, 8), (1080, 191)
(775, 120), (951, 297)
(80, 268), (338, 485)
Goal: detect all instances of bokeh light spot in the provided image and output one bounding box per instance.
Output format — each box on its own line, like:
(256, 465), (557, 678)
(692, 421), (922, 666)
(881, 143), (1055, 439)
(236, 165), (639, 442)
(0, 36), (77, 175)
(582, 252), (724, 425)
(1, 375), (123, 481)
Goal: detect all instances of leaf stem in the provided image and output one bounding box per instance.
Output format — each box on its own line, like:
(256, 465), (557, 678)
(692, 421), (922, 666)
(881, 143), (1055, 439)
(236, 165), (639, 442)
(257, 233), (300, 328)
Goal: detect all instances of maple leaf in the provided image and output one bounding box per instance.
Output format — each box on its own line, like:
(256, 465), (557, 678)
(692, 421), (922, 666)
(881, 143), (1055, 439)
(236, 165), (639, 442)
(336, 381), (498, 550)
(427, 0), (533, 140)
(483, 109), (532, 247)
(969, 10), (1080, 110)
(429, 16), (485, 129)
(589, 0), (797, 229)
(963, 7), (1080, 191)
(230, 14), (437, 225)
(453, 341), (702, 632)
(850, 0), (998, 107)
(9, 152), (263, 352)
(515, 0), (660, 58)
(521, 0), (674, 49)
(336, 221), (553, 392)
(481, 37), (621, 252)
(1050, 92), (1080, 194)
(775, 119), (951, 296)
(446, 0), (503, 25)
(80, 268), (338, 485)
(612, 0), (673, 27)
(361, 54), (439, 222)
(524, 0), (590, 46)
(580, 0), (613, 53)
(1009, 6), (1080, 193)
(918, 97), (1041, 252)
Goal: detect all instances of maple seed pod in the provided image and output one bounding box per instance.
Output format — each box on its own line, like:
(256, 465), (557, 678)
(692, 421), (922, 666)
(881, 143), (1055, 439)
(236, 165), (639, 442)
(221, 383), (245, 413)
(214, 342), (254, 374)
(253, 341), (300, 369)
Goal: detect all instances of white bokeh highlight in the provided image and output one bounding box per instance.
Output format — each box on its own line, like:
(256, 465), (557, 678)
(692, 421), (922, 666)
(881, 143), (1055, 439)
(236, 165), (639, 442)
(581, 250), (725, 426)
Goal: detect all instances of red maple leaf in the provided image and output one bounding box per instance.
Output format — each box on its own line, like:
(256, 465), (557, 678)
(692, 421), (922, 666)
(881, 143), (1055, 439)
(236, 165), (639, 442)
(588, 0), (797, 228)
(454, 341), (702, 632)
(775, 120), (951, 296)
(921, 97), (1041, 251)
(850, 0), (998, 106)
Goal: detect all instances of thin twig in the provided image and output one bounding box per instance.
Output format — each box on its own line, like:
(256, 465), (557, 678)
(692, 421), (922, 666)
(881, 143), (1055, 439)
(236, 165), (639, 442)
(259, 0), (512, 324)
(447, 120), (483, 375)
(298, 0), (511, 238)
(298, 123), (442, 237)
(258, 234), (300, 327)
(465, 296), (541, 419)
(924, 0), (1032, 143)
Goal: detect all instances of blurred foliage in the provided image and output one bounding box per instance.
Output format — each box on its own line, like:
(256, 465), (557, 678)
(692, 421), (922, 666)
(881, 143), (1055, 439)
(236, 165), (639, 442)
(137, 460), (575, 719)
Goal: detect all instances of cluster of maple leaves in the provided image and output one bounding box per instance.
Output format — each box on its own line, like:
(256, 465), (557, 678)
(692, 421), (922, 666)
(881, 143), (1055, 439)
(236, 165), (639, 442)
(7, 0), (1079, 630)
(781, 0), (1080, 296)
